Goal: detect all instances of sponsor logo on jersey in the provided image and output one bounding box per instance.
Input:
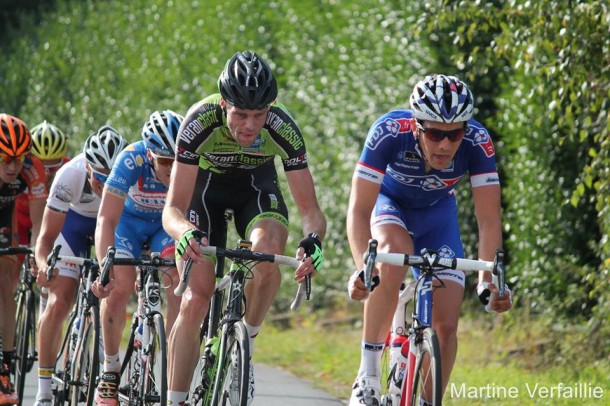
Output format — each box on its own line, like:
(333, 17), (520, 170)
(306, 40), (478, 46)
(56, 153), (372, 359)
(470, 127), (495, 157)
(388, 168), (462, 191)
(181, 118), (206, 143)
(366, 118), (400, 150)
(54, 183), (73, 203)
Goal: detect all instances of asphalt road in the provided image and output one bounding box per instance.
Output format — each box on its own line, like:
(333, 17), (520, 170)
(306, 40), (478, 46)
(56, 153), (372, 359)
(23, 362), (345, 405)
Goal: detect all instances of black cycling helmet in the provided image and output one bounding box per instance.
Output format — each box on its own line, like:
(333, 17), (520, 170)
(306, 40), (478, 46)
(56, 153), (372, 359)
(218, 51), (278, 110)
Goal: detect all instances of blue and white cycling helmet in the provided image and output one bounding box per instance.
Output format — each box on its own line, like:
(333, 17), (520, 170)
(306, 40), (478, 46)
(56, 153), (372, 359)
(83, 125), (128, 170)
(410, 74), (474, 123)
(141, 110), (184, 156)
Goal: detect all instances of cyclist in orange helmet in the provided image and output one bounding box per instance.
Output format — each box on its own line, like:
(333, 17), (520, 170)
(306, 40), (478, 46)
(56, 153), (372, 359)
(0, 114), (48, 406)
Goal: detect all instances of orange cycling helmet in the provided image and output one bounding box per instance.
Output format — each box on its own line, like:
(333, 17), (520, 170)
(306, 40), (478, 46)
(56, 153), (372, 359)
(0, 114), (32, 156)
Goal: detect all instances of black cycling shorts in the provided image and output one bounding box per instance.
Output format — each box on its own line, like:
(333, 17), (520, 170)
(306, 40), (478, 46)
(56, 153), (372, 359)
(187, 165), (289, 247)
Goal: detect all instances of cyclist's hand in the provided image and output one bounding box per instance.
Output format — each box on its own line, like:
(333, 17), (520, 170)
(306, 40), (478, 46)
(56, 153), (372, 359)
(36, 266), (54, 288)
(176, 228), (207, 263)
(477, 281), (512, 313)
(92, 277), (115, 299)
(297, 233), (323, 271)
(347, 269), (380, 301)
(28, 255), (38, 277)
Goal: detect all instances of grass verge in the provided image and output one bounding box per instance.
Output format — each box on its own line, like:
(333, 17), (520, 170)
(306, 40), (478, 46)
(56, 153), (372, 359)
(255, 310), (610, 405)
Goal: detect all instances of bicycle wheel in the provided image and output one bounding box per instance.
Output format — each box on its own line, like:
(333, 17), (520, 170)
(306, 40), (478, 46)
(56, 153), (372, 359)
(138, 313), (167, 405)
(13, 287), (35, 406)
(119, 317), (139, 404)
(187, 325), (212, 406)
(69, 305), (101, 405)
(52, 312), (79, 405)
(410, 327), (442, 406)
(214, 321), (250, 406)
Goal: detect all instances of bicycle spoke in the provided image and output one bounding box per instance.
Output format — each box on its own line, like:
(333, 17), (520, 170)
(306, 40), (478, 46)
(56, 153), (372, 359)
(410, 328), (442, 406)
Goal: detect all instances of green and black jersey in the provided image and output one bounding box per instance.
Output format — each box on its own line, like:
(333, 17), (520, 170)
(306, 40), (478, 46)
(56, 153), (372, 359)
(176, 93), (308, 175)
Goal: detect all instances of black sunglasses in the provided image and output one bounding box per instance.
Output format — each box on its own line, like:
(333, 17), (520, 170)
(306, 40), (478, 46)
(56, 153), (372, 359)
(416, 121), (467, 143)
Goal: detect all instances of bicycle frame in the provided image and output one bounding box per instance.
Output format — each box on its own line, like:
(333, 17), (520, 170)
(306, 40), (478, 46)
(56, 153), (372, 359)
(364, 239), (505, 406)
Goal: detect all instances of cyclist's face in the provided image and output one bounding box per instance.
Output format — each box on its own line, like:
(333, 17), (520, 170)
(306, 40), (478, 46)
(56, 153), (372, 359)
(223, 103), (269, 147)
(0, 154), (26, 183)
(416, 121), (465, 171)
(85, 164), (109, 197)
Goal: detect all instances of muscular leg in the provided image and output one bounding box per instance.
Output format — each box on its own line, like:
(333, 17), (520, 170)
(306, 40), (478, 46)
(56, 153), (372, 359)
(167, 258), (215, 392)
(243, 219), (287, 328)
(431, 279), (463, 396)
(162, 267), (181, 334)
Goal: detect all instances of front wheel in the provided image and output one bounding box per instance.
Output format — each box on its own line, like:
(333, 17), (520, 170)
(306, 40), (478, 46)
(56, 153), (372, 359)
(13, 288), (36, 406)
(410, 328), (442, 406)
(69, 305), (101, 406)
(214, 322), (250, 406)
(138, 313), (167, 405)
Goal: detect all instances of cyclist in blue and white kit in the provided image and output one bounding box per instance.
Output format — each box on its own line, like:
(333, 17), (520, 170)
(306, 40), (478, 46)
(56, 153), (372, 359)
(92, 110), (183, 405)
(347, 75), (513, 405)
(34, 126), (127, 406)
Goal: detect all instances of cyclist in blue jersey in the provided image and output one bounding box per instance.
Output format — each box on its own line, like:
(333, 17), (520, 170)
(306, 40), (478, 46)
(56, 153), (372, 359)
(33, 126), (127, 406)
(346, 75), (513, 405)
(162, 51), (326, 406)
(92, 110), (184, 405)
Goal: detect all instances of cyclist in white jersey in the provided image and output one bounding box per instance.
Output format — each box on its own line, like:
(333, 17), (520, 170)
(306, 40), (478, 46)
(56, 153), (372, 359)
(33, 126), (127, 406)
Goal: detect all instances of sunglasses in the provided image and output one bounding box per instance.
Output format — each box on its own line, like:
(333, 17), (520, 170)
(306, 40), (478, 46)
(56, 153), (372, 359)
(416, 121), (466, 143)
(149, 150), (174, 167)
(88, 167), (108, 183)
(0, 155), (26, 165)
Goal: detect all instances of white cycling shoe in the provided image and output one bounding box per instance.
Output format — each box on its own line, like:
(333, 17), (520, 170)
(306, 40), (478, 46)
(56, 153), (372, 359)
(349, 376), (381, 406)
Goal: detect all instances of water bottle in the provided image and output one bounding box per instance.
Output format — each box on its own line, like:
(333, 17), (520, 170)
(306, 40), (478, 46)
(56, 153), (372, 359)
(134, 321), (143, 349)
(388, 333), (409, 397)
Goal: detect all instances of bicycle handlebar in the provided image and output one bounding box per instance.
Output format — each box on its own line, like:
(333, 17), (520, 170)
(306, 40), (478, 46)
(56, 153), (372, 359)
(0, 245), (32, 256)
(98, 247), (176, 287)
(363, 239), (506, 298)
(174, 244), (307, 310)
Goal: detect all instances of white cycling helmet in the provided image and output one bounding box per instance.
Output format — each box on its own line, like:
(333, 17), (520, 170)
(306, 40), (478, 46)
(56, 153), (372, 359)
(410, 74), (474, 123)
(141, 110), (183, 156)
(83, 125), (128, 170)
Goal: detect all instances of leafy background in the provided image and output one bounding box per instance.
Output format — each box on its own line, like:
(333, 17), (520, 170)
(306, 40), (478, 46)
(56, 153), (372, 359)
(1, 0), (608, 366)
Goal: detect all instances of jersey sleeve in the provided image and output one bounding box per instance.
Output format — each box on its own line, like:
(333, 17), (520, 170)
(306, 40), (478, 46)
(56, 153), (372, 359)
(355, 115), (401, 184)
(465, 122), (500, 188)
(176, 98), (224, 166)
(266, 102), (308, 172)
(47, 165), (83, 212)
(105, 143), (145, 198)
(23, 155), (48, 201)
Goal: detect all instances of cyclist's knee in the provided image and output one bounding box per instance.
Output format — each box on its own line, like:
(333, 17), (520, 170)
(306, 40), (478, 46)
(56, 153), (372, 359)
(180, 293), (211, 321)
(434, 320), (459, 342)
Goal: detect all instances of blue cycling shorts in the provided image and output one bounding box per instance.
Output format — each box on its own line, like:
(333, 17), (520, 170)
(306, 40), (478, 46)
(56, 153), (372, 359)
(371, 193), (465, 287)
(114, 213), (174, 260)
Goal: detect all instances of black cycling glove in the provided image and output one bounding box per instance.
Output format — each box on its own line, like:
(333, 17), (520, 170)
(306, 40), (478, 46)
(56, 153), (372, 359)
(298, 233), (324, 271)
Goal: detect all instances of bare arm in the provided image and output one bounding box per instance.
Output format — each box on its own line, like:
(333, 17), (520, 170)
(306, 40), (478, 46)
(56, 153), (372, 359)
(28, 198), (47, 248)
(285, 167), (327, 240)
(346, 173), (382, 270)
(472, 184), (502, 284)
(162, 161), (202, 261)
(35, 207), (67, 278)
(94, 189), (127, 264)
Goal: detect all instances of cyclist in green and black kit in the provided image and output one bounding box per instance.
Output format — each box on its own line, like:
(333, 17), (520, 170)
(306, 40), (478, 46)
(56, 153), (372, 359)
(162, 51), (327, 406)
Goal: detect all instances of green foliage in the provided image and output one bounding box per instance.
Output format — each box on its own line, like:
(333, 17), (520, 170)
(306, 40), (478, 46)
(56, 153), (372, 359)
(417, 0), (610, 359)
(0, 0), (432, 311)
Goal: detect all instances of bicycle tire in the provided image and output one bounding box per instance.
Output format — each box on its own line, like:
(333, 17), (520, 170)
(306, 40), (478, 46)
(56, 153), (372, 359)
(139, 313), (167, 405)
(52, 312), (79, 405)
(69, 305), (101, 405)
(410, 327), (442, 406)
(13, 287), (35, 406)
(119, 317), (139, 404)
(213, 321), (250, 406)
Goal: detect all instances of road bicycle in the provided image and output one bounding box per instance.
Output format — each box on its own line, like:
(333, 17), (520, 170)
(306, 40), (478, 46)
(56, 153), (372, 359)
(362, 239), (506, 406)
(46, 246), (102, 405)
(174, 210), (308, 406)
(0, 245), (35, 406)
(96, 248), (175, 405)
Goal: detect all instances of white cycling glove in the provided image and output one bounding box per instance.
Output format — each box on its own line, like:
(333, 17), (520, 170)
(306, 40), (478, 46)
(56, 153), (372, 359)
(477, 279), (512, 313)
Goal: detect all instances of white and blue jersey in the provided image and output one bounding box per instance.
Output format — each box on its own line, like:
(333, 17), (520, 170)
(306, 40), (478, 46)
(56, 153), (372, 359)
(105, 141), (173, 258)
(356, 109), (500, 285)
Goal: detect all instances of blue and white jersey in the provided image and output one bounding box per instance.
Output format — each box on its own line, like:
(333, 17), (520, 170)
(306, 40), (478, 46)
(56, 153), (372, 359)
(356, 109), (499, 209)
(105, 141), (167, 219)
